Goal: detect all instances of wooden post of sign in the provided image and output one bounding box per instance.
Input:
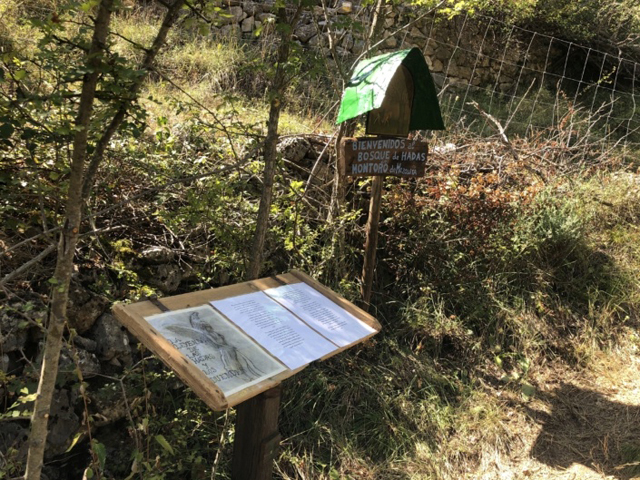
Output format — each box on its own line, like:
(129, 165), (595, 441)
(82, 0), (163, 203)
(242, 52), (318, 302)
(232, 385), (282, 480)
(361, 175), (384, 310)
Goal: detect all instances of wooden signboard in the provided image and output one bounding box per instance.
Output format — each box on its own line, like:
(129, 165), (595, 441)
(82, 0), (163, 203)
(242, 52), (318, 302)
(112, 270), (381, 411)
(339, 137), (428, 178)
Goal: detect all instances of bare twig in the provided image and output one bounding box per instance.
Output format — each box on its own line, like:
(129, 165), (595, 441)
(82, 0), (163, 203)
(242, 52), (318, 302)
(0, 244), (57, 287)
(1, 160), (249, 259)
(468, 100), (519, 161)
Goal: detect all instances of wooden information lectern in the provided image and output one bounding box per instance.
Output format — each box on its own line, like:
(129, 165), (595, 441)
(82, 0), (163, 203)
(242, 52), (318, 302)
(112, 270), (381, 480)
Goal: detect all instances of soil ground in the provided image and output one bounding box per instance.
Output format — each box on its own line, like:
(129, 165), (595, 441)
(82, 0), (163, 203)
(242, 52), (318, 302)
(469, 340), (640, 480)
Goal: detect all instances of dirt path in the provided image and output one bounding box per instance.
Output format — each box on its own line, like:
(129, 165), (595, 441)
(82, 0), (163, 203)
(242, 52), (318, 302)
(470, 344), (640, 480)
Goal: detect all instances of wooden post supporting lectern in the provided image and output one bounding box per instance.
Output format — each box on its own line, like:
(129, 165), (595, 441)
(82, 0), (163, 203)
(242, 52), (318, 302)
(232, 386), (282, 480)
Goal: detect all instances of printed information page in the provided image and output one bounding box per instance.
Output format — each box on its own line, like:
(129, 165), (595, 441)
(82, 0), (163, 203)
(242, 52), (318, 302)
(264, 282), (376, 347)
(211, 291), (337, 370)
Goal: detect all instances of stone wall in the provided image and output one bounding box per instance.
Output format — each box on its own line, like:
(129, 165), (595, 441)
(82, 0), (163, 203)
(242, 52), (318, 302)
(210, 1), (560, 92)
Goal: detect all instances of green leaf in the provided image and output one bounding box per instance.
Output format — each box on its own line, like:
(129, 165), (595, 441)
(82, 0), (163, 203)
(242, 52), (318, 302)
(92, 440), (107, 468)
(521, 382), (536, 399)
(0, 123), (14, 139)
(14, 70), (27, 81)
(155, 434), (174, 455)
(66, 432), (84, 453)
(18, 393), (38, 403)
(84, 467), (94, 479)
(80, 0), (100, 12)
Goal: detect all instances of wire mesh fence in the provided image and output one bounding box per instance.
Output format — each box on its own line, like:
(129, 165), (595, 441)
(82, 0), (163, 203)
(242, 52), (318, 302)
(412, 10), (640, 164)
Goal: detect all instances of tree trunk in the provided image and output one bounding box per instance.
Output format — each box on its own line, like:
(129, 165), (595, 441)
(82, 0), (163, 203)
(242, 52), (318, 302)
(81, 0), (186, 200)
(247, 5), (302, 280)
(368, 0), (386, 51)
(25, 1), (185, 478)
(24, 2), (114, 478)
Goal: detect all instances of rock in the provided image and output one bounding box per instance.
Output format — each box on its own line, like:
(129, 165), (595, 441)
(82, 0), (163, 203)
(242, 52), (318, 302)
(432, 72), (446, 88)
(258, 12), (275, 23)
(241, 16), (255, 33)
(139, 245), (175, 265)
(67, 284), (109, 333)
(144, 263), (182, 293)
(0, 308), (28, 352)
(340, 32), (354, 51)
(383, 35), (397, 49)
(277, 137), (311, 163)
(457, 66), (472, 79)
(295, 23), (318, 43)
(88, 313), (132, 365)
(216, 6), (243, 25)
(308, 161), (331, 186)
(432, 58), (444, 73)
(0, 422), (28, 463)
(244, 3), (262, 16)
(58, 346), (101, 378)
(73, 335), (97, 352)
(410, 26), (426, 38)
(219, 24), (240, 39)
(436, 45), (452, 59)
(46, 389), (81, 458)
(229, 6), (245, 23)
(308, 34), (323, 47)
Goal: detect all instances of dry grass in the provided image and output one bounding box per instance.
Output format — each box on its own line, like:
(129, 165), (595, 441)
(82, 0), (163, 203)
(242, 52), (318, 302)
(450, 342), (640, 480)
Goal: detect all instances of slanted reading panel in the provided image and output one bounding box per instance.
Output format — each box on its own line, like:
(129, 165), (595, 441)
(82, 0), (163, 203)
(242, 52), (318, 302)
(112, 271), (381, 411)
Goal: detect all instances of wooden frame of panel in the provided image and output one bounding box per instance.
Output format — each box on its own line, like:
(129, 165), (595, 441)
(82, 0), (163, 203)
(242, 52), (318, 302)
(112, 270), (381, 410)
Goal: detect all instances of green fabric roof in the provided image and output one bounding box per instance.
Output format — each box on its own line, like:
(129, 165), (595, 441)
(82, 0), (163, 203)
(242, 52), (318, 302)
(336, 47), (445, 130)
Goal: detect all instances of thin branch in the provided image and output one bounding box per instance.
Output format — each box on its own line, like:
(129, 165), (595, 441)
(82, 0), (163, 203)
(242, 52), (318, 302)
(468, 100), (519, 161)
(1, 160), (250, 259)
(81, 0), (187, 201)
(0, 244), (56, 287)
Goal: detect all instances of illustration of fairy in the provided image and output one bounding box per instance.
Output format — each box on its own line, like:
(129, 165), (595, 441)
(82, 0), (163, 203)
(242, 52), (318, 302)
(163, 310), (264, 381)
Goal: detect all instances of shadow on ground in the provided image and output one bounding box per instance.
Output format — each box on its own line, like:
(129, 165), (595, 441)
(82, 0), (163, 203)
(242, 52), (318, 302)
(526, 382), (640, 479)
